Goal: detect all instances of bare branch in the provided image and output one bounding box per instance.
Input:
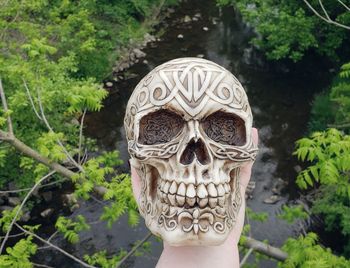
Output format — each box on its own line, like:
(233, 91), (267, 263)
(303, 0), (350, 30)
(37, 230), (59, 250)
(36, 88), (84, 173)
(2, 133), (75, 178)
(78, 108), (87, 165)
(0, 178), (66, 194)
(0, 232), (25, 240)
(0, 79), (13, 136)
(23, 79), (42, 121)
(115, 232), (153, 268)
(318, 0), (330, 20)
(338, 0), (350, 12)
(33, 263), (55, 268)
(241, 236), (288, 261)
(240, 248), (254, 267)
(0, 171), (56, 254)
(15, 223), (97, 268)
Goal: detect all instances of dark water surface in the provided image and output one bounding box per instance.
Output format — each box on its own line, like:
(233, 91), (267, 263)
(44, 0), (333, 267)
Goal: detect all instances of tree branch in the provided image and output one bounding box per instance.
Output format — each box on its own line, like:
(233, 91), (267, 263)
(303, 0), (350, 30)
(23, 78), (42, 121)
(0, 178), (66, 194)
(239, 248), (254, 267)
(36, 87), (84, 173)
(15, 223), (97, 268)
(78, 108), (87, 165)
(115, 232), (153, 268)
(338, 0), (350, 12)
(241, 236), (288, 261)
(3, 133), (75, 178)
(0, 79), (13, 136)
(0, 171), (56, 254)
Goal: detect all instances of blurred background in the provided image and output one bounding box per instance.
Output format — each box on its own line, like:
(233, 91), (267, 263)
(1, 0), (349, 267)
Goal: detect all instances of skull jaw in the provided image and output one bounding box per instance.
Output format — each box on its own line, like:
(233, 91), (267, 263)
(143, 196), (241, 246)
(136, 169), (242, 246)
(149, 222), (232, 246)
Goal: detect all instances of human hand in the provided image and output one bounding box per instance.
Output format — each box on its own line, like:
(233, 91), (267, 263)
(130, 128), (259, 268)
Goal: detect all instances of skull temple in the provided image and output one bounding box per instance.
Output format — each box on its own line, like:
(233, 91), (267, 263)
(124, 58), (258, 246)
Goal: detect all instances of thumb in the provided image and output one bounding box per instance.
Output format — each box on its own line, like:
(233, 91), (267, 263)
(239, 127), (258, 191)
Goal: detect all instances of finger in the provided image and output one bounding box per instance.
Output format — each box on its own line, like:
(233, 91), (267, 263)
(240, 128), (259, 190)
(130, 165), (142, 203)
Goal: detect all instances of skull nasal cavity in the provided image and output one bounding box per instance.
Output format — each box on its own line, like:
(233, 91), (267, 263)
(180, 139), (210, 165)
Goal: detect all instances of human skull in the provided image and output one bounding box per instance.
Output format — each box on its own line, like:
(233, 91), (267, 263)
(124, 58), (257, 246)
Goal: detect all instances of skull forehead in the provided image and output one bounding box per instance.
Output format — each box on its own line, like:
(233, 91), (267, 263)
(128, 58), (251, 122)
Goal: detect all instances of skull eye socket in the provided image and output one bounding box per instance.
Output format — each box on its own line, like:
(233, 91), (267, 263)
(202, 111), (246, 146)
(138, 110), (184, 145)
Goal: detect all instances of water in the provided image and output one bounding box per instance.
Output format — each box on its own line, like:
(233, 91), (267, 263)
(40, 0), (333, 267)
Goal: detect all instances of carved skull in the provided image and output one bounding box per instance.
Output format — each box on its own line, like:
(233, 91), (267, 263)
(124, 58), (257, 246)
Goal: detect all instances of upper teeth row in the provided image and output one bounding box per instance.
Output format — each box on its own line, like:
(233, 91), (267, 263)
(159, 180), (231, 198)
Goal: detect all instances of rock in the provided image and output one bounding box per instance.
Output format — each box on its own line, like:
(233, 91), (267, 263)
(263, 195), (282, 204)
(184, 15), (191, 23)
(177, 34), (184, 39)
(202, 26), (209, 31)
(21, 211), (31, 222)
(246, 181), (256, 195)
(133, 48), (146, 58)
(294, 165), (302, 173)
(8, 197), (21, 206)
(143, 59), (148, 64)
(62, 193), (77, 207)
(212, 18), (218, 25)
(94, 186), (107, 197)
(167, 8), (175, 13)
(194, 13), (201, 18)
(192, 17), (199, 21)
(0, 206), (13, 212)
(42, 191), (53, 202)
(105, 82), (113, 87)
(196, 54), (204, 58)
(272, 178), (288, 195)
(0, 192), (8, 199)
(40, 208), (54, 218)
(70, 118), (80, 126)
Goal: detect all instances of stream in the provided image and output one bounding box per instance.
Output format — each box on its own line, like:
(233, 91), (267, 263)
(36, 0), (333, 267)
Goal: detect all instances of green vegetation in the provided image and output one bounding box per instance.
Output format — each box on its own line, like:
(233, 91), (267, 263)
(217, 0), (350, 62)
(217, 0), (350, 266)
(0, 0), (177, 267)
(1, 0), (350, 267)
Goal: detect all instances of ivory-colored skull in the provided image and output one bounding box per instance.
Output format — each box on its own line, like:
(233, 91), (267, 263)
(124, 58), (257, 246)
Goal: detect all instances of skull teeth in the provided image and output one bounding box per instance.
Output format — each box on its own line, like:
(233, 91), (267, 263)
(158, 180), (231, 208)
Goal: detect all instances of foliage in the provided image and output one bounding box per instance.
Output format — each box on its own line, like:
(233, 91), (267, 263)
(217, 0), (350, 62)
(279, 232), (350, 267)
(278, 205), (308, 224)
(294, 128), (350, 196)
(245, 207), (268, 222)
(0, 236), (37, 268)
(84, 249), (127, 268)
(0, 0), (178, 267)
(294, 128), (350, 256)
(55, 215), (90, 244)
(0, 206), (22, 232)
